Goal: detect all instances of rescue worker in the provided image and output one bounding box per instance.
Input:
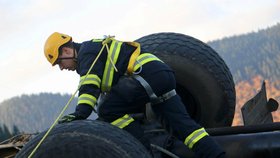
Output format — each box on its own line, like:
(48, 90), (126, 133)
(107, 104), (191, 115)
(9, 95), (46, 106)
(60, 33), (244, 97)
(44, 32), (225, 158)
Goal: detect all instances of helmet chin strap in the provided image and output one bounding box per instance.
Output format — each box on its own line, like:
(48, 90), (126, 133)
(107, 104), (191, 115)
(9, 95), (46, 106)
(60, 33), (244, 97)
(55, 49), (77, 65)
(73, 49), (78, 62)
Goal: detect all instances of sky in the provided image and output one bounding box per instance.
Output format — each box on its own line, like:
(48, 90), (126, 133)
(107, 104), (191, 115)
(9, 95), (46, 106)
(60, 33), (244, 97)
(0, 0), (279, 103)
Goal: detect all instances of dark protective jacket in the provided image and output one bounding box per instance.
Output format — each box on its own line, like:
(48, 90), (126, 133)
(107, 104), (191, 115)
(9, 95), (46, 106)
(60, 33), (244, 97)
(72, 39), (172, 118)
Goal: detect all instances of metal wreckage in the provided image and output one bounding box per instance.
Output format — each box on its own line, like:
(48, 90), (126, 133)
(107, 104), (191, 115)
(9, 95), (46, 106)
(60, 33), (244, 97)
(1, 33), (280, 158)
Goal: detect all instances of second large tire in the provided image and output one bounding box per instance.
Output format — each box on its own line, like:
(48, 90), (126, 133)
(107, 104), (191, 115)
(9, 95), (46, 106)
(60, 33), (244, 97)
(15, 120), (151, 158)
(136, 33), (236, 127)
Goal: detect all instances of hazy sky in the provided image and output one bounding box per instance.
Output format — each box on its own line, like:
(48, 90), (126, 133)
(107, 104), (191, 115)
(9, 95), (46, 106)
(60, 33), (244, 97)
(0, 0), (279, 103)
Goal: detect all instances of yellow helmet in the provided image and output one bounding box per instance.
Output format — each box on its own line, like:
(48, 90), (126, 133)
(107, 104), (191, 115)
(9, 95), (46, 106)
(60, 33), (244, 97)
(44, 32), (72, 66)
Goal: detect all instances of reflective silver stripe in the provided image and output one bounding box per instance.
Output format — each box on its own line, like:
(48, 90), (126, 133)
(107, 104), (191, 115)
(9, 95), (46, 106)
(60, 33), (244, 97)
(101, 40), (122, 92)
(111, 114), (134, 129)
(184, 128), (209, 149)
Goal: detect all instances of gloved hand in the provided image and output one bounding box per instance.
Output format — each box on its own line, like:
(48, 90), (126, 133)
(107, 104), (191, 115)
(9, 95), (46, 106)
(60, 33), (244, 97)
(58, 114), (77, 124)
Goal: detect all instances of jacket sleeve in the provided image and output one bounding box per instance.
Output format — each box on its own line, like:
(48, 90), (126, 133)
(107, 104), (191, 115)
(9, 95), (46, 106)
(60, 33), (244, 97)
(74, 44), (105, 119)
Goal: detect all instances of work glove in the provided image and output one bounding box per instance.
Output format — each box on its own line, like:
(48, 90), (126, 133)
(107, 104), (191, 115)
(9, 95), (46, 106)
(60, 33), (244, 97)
(58, 114), (77, 124)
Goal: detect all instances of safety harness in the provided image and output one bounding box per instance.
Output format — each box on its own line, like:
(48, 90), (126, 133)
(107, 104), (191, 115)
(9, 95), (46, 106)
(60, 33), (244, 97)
(99, 37), (177, 105)
(105, 37), (177, 130)
(93, 37), (177, 106)
(133, 75), (177, 105)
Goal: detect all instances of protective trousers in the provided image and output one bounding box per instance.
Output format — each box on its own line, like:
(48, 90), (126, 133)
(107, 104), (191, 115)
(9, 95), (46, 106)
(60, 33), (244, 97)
(98, 71), (225, 158)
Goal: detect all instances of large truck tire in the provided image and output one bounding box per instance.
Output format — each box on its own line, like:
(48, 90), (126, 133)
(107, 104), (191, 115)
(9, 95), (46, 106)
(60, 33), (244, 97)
(15, 120), (152, 158)
(136, 33), (236, 127)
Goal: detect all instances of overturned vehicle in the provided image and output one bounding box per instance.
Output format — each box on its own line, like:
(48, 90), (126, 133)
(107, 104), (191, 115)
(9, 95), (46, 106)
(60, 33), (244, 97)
(1, 33), (280, 158)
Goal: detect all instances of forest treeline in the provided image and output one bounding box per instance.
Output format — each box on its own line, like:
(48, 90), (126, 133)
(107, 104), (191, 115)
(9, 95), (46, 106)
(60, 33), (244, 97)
(0, 124), (19, 142)
(0, 93), (78, 134)
(208, 23), (280, 86)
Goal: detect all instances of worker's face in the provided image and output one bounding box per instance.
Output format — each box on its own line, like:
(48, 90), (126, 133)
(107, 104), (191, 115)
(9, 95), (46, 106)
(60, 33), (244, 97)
(56, 47), (77, 71)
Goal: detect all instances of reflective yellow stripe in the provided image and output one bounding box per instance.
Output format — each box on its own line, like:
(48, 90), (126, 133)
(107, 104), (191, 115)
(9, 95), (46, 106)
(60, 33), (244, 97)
(101, 40), (123, 92)
(184, 128), (209, 149)
(78, 94), (97, 108)
(80, 74), (101, 88)
(133, 53), (162, 71)
(111, 114), (134, 129)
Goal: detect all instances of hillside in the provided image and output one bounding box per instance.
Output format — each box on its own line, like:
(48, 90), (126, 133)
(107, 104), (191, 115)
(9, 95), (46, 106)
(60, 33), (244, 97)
(208, 23), (280, 84)
(0, 93), (78, 133)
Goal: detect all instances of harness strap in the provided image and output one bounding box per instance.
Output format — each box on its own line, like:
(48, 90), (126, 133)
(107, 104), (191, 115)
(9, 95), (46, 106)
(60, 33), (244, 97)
(126, 42), (141, 75)
(133, 75), (158, 102)
(133, 75), (176, 105)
